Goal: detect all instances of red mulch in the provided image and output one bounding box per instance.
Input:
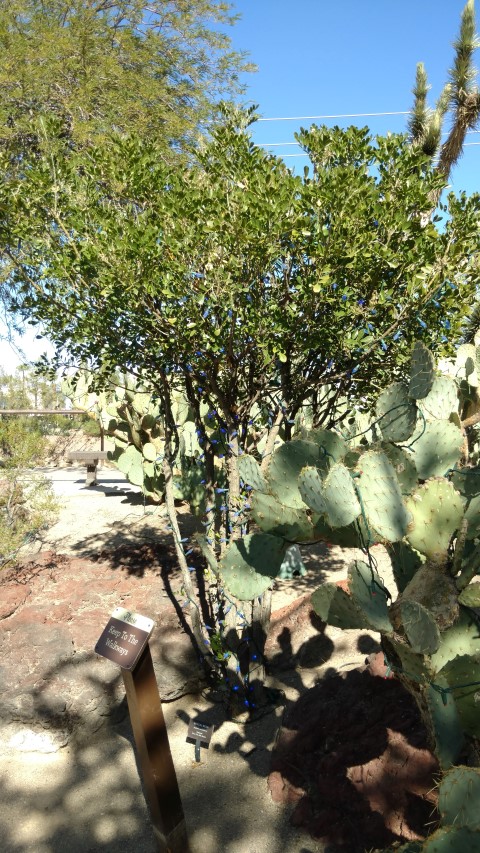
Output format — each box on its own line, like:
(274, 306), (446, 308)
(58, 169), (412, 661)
(269, 664), (439, 852)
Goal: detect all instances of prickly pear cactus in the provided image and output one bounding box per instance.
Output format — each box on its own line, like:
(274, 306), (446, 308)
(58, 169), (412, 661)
(64, 373), (229, 508)
(218, 533), (288, 600)
(388, 766), (480, 852)
(234, 341), (480, 769)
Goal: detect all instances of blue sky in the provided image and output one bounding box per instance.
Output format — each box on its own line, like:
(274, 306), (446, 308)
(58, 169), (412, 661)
(229, 0), (479, 195)
(1, 0), (479, 370)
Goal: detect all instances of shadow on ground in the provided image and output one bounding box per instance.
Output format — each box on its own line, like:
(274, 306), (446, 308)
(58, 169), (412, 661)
(0, 637), (336, 853)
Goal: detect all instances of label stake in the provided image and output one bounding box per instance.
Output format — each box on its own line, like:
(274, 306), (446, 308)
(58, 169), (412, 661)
(96, 609), (189, 853)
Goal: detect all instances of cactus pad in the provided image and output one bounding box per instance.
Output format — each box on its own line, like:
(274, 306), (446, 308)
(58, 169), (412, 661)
(438, 654), (480, 738)
(431, 609), (480, 671)
(405, 479), (464, 558)
(419, 374), (459, 421)
(388, 541), (425, 593)
(311, 514), (364, 548)
(218, 533), (287, 600)
(438, 766), (480, 830)
(458, 583), (480, 607)
(140, 413), (156, 431)
(116, 443), (143, 476)
(355, 450), (409, 542)
(409, 341), (435, 399)
(107, 445), (123, 463)
(266, 439), (326, 508)
(348, 559), (392, 632)
(379, 442), (418, 495)
(464, 495), (480, 540)
(343, 449), (362, 469)
(127, 459), (146, 487)
(407, 420), (463, 480)
(451, 468), (480, 500)
(171, 394), (192, 425)
(311, 562), (392, 632)
(180, 421), (201, 456)
(425, 675), (465, 769)
(299, 464), (361, 528)
(298, 465), (327, 515)
(305, 427), (349, 463)
(394, 561), (459, 632)
(251, 491), (315, 541)
(376, 382), (417, 442)
(322, 464), (362, 527)
(311, 582), (370, 630)
(400, 600), (440, 654)
(238, 454), (268, 492)
(383, 637), (433, 683)
(142, 442), (158, 462)
(423, 827), (480, 852)
(455, 343), (478, 386)
(131, 390), (153, 415)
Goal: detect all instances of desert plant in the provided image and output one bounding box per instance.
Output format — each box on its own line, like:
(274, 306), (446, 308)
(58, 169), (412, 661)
(388, 765), (480, 851)
(0, 418), (58, 567)
(228, 342), (480, 764)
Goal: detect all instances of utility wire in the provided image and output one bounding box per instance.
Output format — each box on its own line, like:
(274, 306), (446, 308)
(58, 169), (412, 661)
(257, 110), (409, 122)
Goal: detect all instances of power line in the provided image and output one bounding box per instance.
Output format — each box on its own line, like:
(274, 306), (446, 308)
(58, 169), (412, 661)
(257, 110), (409, 122)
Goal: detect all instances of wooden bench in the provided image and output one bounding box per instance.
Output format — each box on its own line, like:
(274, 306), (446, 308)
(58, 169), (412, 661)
(66, 451), (108, 486)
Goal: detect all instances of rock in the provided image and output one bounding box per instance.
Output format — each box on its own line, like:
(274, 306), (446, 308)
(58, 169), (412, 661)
(0, 548), (205, 747)
(268, 770), (303, 804)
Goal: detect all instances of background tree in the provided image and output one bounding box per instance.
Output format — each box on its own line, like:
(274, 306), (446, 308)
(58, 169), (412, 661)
(0, 0), (253, 160)
(0, 0), (253, 348)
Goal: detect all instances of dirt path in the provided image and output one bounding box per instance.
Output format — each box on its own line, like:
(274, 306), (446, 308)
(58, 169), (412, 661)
(1, 465), (392, 853)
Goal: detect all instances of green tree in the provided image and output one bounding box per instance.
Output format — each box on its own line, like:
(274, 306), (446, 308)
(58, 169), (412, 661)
(3, 116), (479, 415)
(0, 0), (253, 159)
(1, 113), (479, 707)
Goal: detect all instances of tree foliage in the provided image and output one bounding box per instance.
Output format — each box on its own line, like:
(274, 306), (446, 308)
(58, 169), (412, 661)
(0, 0), (253, 158)
(1, 115), (479, 431)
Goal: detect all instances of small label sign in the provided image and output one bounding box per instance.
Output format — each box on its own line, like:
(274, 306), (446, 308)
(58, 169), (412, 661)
(186, 720), (214, 747)
(95, 608), (154, 671)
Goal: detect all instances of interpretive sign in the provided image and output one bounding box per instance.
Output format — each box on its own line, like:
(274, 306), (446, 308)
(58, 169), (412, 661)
(95, 607), (154, 671)
(187, 719), (214, 762)
(187, 720), (214, 745)
(94, 607), (189, 852)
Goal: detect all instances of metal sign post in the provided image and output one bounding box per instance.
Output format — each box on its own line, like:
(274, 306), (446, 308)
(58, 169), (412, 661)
(95, 608), (190, 853)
